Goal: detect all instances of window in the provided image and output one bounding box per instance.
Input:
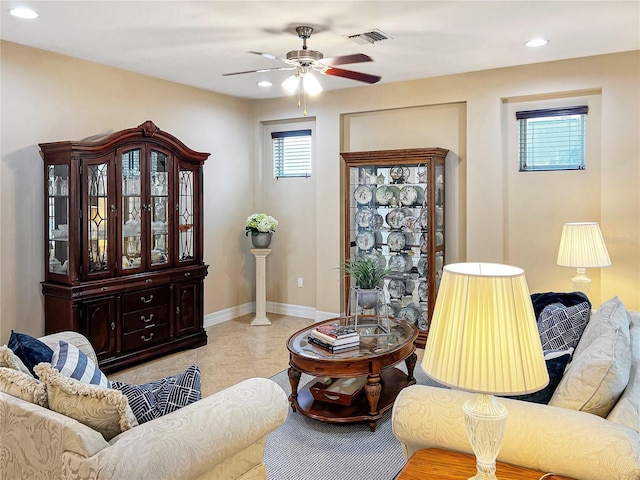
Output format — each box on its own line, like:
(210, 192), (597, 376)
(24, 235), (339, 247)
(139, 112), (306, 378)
(517, 105), (588, 171)
(272, 129), (312, 178)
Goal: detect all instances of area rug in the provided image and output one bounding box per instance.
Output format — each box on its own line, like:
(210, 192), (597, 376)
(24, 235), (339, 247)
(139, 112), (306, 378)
(264, 363), (442, 480)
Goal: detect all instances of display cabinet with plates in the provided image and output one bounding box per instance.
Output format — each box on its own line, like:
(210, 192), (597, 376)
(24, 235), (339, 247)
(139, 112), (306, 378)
(40, 121), (209, 372)
(341, 148), (448, 348)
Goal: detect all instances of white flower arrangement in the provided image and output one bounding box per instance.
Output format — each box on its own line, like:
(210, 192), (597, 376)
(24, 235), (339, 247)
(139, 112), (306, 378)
(245, 213), (278, 236)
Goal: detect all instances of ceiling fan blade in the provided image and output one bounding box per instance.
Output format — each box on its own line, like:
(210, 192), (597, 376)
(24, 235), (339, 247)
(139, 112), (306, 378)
(222, 66), (295, 77)
(324, 67), (381, 84)
(248, 51), (281, 61)
(320, 53), (373, 66)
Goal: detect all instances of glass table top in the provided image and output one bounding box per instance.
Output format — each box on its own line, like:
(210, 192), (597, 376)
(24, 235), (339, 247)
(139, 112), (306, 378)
(288, 316), (417, 361)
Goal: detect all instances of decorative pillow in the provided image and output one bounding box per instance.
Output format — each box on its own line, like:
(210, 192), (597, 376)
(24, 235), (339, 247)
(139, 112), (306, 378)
(506, 349), (573, 404)
(0, 366), (48, 407)
(112, 364), (201, 424)
(531, 291), (591, 319)
(51, 340), (111, 388)
(34, 363), (137, 441)
(537, 301), (591, 351)
(0, 345), (32, 376)
(8, 331), (54, 376)
(607, 310), (640, 432)
(549, 307), (631, 417)
(574, 295), (630, 358)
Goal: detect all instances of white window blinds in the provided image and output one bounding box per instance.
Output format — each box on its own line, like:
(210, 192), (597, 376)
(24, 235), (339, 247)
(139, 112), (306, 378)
(272, 129), (312, 178)
(517, 106), (588, 171)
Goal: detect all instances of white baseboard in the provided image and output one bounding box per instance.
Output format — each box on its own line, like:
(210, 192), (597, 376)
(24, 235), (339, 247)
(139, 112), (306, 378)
(203, 302), (340, 328)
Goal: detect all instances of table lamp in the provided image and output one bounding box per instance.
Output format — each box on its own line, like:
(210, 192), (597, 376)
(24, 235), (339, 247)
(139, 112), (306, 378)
(422, 263), (549, 480)
(556, 222), (611, 294)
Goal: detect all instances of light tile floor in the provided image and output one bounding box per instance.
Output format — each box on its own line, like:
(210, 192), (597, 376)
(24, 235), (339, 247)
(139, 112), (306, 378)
(109, 314), (312, 397)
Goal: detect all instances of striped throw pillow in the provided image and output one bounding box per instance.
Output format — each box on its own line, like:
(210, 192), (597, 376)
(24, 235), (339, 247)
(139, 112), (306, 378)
(51, 340), (111, 388)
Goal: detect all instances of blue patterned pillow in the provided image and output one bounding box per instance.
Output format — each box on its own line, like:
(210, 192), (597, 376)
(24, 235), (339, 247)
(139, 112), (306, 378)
(538, 301), (591, 351)
(51, 341), (111, 388)
(112, 365), (201, 424)
(8, 331), (54, 376)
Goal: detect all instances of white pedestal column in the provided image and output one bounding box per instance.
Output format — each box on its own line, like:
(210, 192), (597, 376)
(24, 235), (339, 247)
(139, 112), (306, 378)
(250, 248), (272, 326)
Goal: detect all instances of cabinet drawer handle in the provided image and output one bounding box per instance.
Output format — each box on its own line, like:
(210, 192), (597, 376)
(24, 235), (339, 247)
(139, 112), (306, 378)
(140, 294), (154, 304)
(145, 323), (156, 329)
(184, 272), (191, 277)
(145, 279), (152, 284)
(141, 333), (154, 342)
(101, 287), (108, 292)
(111, 322), (116, 331)
(140, 314), (154, 323)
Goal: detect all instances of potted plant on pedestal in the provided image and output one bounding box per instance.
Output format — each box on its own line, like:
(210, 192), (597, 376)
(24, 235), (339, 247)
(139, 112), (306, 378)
(341, 255), (393, 309)
(245, 213), (278, 248)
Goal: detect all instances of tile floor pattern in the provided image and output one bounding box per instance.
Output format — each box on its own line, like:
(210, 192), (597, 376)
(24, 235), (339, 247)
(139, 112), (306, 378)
(109, 314), (312, 397)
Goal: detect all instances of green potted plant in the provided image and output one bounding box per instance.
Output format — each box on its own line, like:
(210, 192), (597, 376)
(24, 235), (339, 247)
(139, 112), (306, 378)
(245, 213), (278, 248)
(341, 254), (393, 309)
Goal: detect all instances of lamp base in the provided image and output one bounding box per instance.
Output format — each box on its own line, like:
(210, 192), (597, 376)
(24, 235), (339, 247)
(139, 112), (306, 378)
(571, 267), (591, 294)
(463, 394), (508, 480)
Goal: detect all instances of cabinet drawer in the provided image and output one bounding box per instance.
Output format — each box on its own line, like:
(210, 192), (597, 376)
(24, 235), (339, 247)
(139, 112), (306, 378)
(122, 305), (169, 334)
(122, 287), (169, 312)
(122, 324), (169, 352)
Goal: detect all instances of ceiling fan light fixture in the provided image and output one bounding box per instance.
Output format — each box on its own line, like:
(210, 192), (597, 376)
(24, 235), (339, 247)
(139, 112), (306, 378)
(303, 72), (323, 96)
(257, 80), (273, 88)
(282, 74), (300, 94)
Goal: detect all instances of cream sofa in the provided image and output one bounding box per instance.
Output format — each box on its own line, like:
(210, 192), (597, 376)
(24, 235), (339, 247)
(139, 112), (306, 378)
(0, 332), (289, 480)
(392, 298), (640, 480)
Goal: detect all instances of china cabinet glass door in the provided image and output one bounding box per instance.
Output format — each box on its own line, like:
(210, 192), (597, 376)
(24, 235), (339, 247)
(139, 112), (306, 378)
(121, 148), (143, 272)
(85, 156), (112, 277)
(150, 150), (170, 267)
(177, 164), (196, 262)
(47, 164), (70, 276)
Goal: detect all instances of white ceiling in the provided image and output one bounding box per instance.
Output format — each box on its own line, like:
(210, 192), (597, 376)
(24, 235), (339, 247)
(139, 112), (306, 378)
(1, 1), (639, 100)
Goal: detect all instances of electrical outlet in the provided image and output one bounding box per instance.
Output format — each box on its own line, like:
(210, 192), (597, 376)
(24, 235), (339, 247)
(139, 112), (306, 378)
(297, 277), (303, 288)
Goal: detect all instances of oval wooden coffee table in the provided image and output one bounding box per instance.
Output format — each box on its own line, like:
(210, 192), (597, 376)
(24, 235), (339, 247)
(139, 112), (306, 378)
(286, 316), (418, 431)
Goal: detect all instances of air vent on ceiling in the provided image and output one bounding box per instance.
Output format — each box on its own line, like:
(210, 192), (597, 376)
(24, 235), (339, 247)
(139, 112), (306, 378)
(344, 29), (392, 46)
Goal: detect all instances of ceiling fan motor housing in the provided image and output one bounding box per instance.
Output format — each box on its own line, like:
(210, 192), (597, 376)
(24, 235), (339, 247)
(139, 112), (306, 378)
(286, 49), (323, 66)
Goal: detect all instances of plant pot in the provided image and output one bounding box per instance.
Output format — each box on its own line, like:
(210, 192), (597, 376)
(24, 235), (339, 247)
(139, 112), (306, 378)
(251, 232), (272, 248)
(357, 289), (380, 309)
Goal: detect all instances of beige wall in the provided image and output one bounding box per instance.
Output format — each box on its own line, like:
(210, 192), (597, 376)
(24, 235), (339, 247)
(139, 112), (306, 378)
(0, 41), (255, 340)
(253, 50), (640, 313)
(1, 40), (639, 342)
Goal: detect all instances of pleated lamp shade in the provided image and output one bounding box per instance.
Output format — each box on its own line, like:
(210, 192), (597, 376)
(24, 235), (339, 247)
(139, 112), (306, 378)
(422, 263), (549, 395)
(557, 222), (611, 268)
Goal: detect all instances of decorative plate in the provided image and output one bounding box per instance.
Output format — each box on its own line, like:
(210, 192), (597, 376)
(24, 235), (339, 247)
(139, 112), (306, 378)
(417, 256), (427, 277)
(399, 185), (418, 205)
(418, 281), (428, 302)
(388, 254), (408, 273)
(436, 206), (444, 228)
(387, 231), (406, 251)
(387, 279), (405, 299)
(355, 231), (376, 251)
(375, 185), (395, 205)
(419, 208), (428, 229)
(369, 213), (384, 230)
(355, 207), (374, 228)
(397, 305), (420, 324)
(420, 233), (428, 254)
(389, 166), (405, 182)
(354, 185), (373, 205)
(385, 209), (405, 229)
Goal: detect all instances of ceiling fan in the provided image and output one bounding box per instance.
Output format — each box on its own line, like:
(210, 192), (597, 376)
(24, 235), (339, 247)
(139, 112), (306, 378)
(223, 25), (382, 85)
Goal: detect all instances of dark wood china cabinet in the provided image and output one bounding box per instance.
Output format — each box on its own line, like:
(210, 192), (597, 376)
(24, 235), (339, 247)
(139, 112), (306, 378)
(40, 121), (209, 372)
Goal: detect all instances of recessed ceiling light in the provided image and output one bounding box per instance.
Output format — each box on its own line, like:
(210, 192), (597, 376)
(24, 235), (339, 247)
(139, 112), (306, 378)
(257, 81), (273, 88)
(9, 7), (39, 19)
(525, 38), (549, 48)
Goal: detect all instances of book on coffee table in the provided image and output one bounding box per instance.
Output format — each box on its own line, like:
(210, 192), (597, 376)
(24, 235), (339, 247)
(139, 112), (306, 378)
(307, 335), (360, 353)
(309, 329), (360, 346)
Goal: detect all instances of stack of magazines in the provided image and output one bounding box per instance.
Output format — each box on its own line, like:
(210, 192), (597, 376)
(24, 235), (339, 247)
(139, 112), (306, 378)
(308, 324), (360, 353)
